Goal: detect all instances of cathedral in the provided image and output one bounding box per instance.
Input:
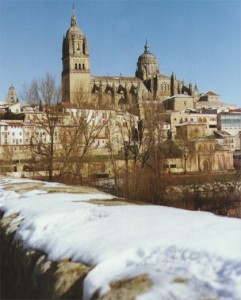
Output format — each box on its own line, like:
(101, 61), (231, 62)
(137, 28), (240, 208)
(62, 12), (200, 115)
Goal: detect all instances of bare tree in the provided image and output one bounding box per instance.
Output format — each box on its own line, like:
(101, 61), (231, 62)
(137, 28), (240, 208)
(0, 146), (14, 174)
(105, 126), (120, 194)
(23, 73), (62, 181)
(175, 135), (195, 173)
(58, 108), (111, 183)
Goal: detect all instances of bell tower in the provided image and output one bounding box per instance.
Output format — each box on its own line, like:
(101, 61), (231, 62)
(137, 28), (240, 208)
(62, 10), (91, 103)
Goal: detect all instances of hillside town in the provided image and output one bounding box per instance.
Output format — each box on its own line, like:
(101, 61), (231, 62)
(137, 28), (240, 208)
(0, 12), (240, 182)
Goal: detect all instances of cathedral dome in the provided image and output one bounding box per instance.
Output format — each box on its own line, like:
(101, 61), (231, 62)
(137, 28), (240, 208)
(136, 42), (160, 80)
(137, 43), (158, 64)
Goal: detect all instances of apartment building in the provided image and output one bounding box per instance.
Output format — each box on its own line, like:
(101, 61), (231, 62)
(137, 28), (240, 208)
(217, 110), (241, 151)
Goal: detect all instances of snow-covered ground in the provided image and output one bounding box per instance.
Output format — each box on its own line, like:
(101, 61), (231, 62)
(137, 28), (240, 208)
(0, 177), (241, 300)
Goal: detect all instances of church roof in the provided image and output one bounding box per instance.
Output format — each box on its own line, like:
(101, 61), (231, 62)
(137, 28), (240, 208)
(165, 94), (193, 100)
(205, 91), (219, 96)
(137, 42), (158, 63)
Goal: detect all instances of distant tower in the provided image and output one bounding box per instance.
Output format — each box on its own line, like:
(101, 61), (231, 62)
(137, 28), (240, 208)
(193, 83), (200, 100)
(136, 41), (160, 80)
(170, 72), (178, 96)
(6, 84), (18, 103)
(189, 81), (193, 96)
(62, 10), (91, 103)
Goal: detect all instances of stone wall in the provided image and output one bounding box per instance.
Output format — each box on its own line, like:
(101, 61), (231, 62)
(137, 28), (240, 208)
(1, 212), (90, 299)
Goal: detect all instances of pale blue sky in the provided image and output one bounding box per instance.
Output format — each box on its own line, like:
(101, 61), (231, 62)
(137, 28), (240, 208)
(0, 0), (240, 105)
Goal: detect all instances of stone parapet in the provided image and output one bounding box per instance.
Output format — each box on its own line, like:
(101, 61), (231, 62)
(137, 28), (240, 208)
(1, 212), (90, 299)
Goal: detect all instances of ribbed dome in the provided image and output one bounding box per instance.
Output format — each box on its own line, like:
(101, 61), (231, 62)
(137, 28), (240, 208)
(136, 42), (160, 80)
(138, 42), (158, 64)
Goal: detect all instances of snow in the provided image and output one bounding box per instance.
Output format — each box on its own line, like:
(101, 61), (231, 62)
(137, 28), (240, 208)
(0, 177), (241, 300)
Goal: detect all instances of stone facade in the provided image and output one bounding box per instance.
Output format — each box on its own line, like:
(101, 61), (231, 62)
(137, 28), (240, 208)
(163, 94), (195, 111)
(61, 13), (200, 112)
(163, 111), (218, 138)
(176, 123), (207, 140)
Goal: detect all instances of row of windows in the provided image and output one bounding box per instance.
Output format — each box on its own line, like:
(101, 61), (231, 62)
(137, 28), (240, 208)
(1, 132), (22, 136)
(3, 139), (24, 144)
(115, 121), (128, 127)
(75, 63), (85, 70)
(2, 125), (22, 130)
(220, 115), (241, 128)
(1, 131), (52, 137)
(70, 111), (112, 119)
(173, 117), (216, 124)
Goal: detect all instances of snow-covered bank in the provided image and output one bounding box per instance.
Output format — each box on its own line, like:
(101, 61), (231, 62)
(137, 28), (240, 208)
(1, 177), (241, 300)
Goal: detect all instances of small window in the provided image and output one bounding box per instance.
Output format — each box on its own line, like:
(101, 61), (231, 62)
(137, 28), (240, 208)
(75, 63), (77, 69)
(79, 63), (81, 69)
(82, 64), (85, 70)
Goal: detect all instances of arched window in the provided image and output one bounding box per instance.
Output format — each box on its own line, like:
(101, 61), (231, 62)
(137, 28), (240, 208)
(82, 64), (85, 70)
(83, 42), (86, 54)
(79, 64), (81, 70)
(75, 63), (77, 70)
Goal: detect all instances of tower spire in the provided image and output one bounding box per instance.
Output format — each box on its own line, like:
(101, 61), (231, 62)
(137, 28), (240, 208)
(72, 3), (75, 16)
(144, 40), (149, 53)
(71, 4), (77, 27)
